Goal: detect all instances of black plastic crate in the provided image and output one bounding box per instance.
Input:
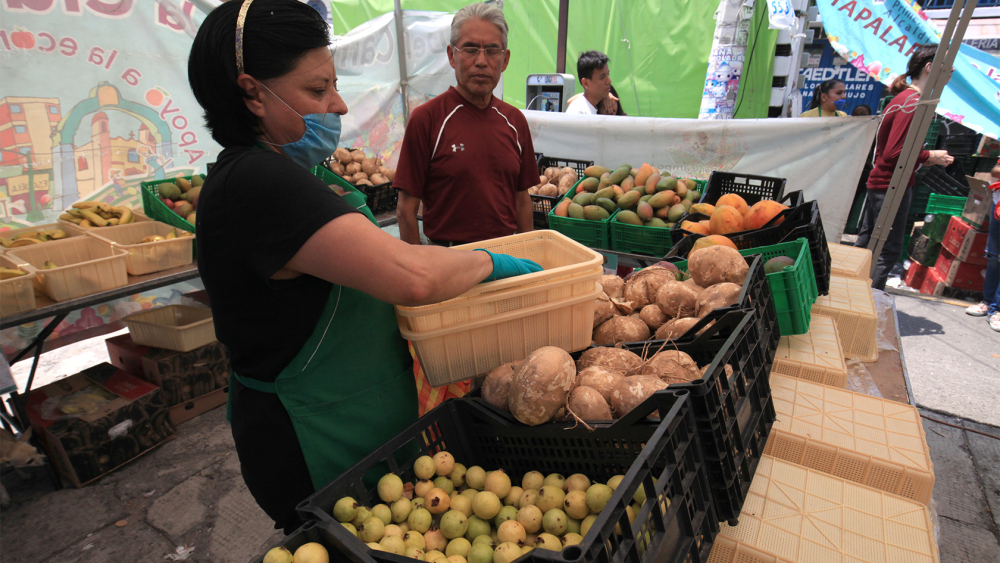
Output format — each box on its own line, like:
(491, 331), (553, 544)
(531, 156), (595, 230)
(252, 521), (369, 563)
(938, 133), (980, 156)
(298, 394), (718, 563)
(702, 171), (787, 206)
(667, 199), (832, 296)
(355, 181), (398, 215)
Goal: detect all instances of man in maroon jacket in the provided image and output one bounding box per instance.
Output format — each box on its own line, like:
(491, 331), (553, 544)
(394, 3), (537, 246)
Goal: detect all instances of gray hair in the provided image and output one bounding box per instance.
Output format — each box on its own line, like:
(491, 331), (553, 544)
(451, 3), (508, 49)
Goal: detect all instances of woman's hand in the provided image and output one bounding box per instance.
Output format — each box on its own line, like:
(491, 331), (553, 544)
(926, 150), (954, 167)
(598, 93), (619, 115)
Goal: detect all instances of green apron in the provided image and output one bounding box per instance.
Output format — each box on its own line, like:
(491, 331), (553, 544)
(228, 161), (417, 490)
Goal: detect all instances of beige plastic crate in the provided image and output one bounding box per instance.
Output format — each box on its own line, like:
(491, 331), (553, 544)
(402, 285), (601, 386)
(766, 373), (934, 504)
(123, 305), (216, 352)
(86, 221), (194, 275)
(709, 536), (794, 563)
(397, 230), (603, 333)
(0, 254), (37, 316)
(828, 243), (873, 282)
(810, 275), (878, 362)
(771, 314), (848, 388)
(6, 236), (128, 301)
(719, 455), (940, 563)
(1, 222), (84, 250)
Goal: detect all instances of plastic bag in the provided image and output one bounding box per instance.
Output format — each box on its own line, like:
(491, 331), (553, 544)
(872, 289), (900, 352)
(766, 0), (797, 31)
(845, 358), (883, 398)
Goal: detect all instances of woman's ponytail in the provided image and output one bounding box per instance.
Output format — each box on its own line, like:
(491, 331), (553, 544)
(889, 74), (910, 96)
(889, 44), (938, 96)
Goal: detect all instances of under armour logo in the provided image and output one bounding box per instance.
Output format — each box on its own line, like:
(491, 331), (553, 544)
(452, 143), (465, 152)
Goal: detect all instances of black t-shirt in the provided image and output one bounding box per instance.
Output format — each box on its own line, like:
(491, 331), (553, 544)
(196, 146), (357, 382)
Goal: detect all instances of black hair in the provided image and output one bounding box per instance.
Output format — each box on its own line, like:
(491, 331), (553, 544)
(890, 44), (937, 96)
(188, 0), (330, 148)
(852, 104), (872, 116)
(577, 51), (610, 84)
(809, 79), (845, 110)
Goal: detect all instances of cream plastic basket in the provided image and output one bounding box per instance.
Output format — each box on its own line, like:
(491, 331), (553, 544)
(6, 236), (128, 302)
(86, 221), (194, 275)
(402, 285), (602, 386)
(770, 314), (848, 388)
(810, 275), (878, 362)
(0, 254), (37, 316)
(396, 230), (604, 333)
(828, 242), (873, 282)
(123, 305), (216, 352)
(766, 373), (934, 505)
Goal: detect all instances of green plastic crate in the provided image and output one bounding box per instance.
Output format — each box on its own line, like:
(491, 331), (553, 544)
(140, 176), (201, 257)
(609, 214), (672, 256)
(737, 238), (817, 336)
(925, 193), (966, 217)
(546, 179), (615, 249)
(309, 165), (378, 224)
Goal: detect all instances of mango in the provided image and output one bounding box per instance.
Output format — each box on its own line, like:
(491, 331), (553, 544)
(553, 199), (571, 217)
(764, 256), (795, 274)
(577, 177), (599, 193)
(665, 222), (675, 229)
(583, 206), (610, 221)
(675, 184), (688, 198)
(573, 192), (596, 206)
(656, 176), (678, 192)
(620, 176), (634, 191)
(584, 165), (611, 178)
(684, 179), (696, 191)
(617, 210), (642, 225)
(597, 173), (612, 191)
(637, 201), (654, 222)
(667, 203), (687, 223)
(684, 189), (701, 202)
(646, 218), (669, 228)
(568, 203), (585, 219)
(612, 186), (625, 201)
(595, 198), (617, 214)
(595, 187), (616, 201)
(634, 163), (654, 188)
(647, 192), (673, 210)
(640, 195), (652, 203)
(645, 173), (661, 195)
(617, 191), (641, 210)
(655, 206), (670, 220)
(681, 199), (693, 211)
(608, 166), (631, 186)
(689, 203), (715, 216)
(629, 168), (638, 177)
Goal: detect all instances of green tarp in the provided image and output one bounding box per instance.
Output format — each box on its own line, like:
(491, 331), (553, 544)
(328, 0), (775, 118)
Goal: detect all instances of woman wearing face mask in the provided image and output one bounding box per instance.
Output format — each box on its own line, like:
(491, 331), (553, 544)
(801, 79), (849, 117)
(187, 0), (541, 534)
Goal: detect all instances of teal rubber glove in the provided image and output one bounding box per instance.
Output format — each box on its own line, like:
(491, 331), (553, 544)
(477, 249), (544, 282)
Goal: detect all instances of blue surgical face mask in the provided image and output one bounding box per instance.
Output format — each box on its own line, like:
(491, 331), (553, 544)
(834, 98), (847, 112)
(257, 81), (342, 169)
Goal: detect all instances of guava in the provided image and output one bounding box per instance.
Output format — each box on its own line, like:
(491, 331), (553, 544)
(450, 494), (473, 518)
(439, 510), (469, 540)
(414, 479), (435, 498)
(445, 537), (472, 557)
(472, 491), (502, 520)
(607, 475), (625, 491)
(516, 505), (543, 534)
(503, 486), (524, 507)
(580, 514), (598, 537)
(563, 490), (590, 520)
(403, 531), (426, 550)
(534, 533), (561, 551)
(405, 547), (426, 560)
(521, 471), (544, 491)
(566, 517), (581, 535)
(262, 546), (292, 563)
(467, 543), (495, 563)
(542, 508), (568, 536)
(341, 522), (357, 537)
(562, 533), (583, 547)
(497, 520), (526, 545)
(518, 489), (538, 509)
(414, 455), (436, 480)
(484, 470), (512, 499)
(433, 451), (456, 476)
(465, 466), (487, 490)
(378, 473), (405, 503)
(332, 496), (358, 523)
(542, 473), (565, 489)
(407, 508), (433, 534)
(391, 498), (412, 523)
(351, 506), (372, 528)
(535, 486), (566, 514)
(371, 503), (392, 526)
(585, 484), (613, 513)
(450, 463), (467, 488)
(493, 542), (522, 563)
(464, 515), (491, 543)
(564, 473), (591, 492)
(434, 475), (456, 495)
(424, 527), (448, 552)
(493, 505), (518, 528)
(424, 488), (451, 514)
(383, 524), (402, 538)
(358, 516), (385, 543)
(379, 534), (406, 555)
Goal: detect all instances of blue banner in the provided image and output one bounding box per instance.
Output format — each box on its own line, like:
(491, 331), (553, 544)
(800, 40), (886, 114)
(817, 0), (1000, 139)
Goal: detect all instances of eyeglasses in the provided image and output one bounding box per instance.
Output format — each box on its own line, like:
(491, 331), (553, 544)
(453, 45), (506, 59)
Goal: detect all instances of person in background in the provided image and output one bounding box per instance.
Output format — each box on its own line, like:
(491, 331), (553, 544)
(801, 79), (848, 117)
(854, 44), (954, 290)
(966, 158), (1000, 331)
(394, 3), (536, 247)
(566, 51), (619, 115)
(852, 104), (872, 117)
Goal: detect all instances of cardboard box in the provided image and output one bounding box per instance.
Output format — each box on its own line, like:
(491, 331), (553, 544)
(919, 268), (946, 296)
(941, 215), (989, 265)
(169, 386), (228, 426)
(904, 261), (928, 290)
(106, 334), (229, 412)
(962, 176), (992, 232)
(25, 363), (174, 487)
(933, 249), (986, 290)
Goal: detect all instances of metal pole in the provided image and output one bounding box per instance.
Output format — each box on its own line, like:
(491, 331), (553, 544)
(866, 0), (976, 278)
(556, 0), (569, 74)
(393, 0), (411, 125)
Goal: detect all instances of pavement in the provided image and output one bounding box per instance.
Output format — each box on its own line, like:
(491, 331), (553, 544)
(2, 289), (999, 562)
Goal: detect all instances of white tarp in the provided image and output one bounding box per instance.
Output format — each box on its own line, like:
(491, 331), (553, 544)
(524, 111), (880, 240)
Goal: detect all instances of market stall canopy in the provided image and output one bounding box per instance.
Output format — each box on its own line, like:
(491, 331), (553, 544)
(816, 0), (1000, 139)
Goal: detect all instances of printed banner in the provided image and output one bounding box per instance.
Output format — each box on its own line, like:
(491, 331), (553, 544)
(817, 0), (1000, 139)
(800, 40), (886, 114)
(699, 0), (755, 119)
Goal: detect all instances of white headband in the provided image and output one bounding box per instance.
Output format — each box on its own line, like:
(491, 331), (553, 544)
(235, 0), (255, 75)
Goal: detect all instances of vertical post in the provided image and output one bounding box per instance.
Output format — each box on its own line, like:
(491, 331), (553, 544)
(556, 0), (569, 74)
(866, 0), (976, 277)
(394, 0), (411, 125)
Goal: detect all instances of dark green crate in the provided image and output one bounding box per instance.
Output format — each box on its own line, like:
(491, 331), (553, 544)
(736, 238), (817, 336)
(610, 215), (673, 256)
(922, 213), (951, 243)
(140, 176), (201, 257)
(546, 180), (615, 249)
(925, 193), (966, 217)
(907, 230), (941, 267)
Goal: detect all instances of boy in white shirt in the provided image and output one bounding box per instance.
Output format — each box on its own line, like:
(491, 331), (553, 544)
(566, 51), (617, 115)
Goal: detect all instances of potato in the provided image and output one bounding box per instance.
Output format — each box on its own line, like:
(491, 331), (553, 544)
(377, 165), (393, 178)
(330, 161), (346, 176)
(600, 275), (625, 299)
(370, 173), (389, 185)
(528, 186), (540, 195)
(361, 158), (377, 176)
(351, 149), (366, 163)
(508, 347), (576, 426)
(346, 162), (363, 175)
(539, 174), (548, 185)
(351, 172), (369, 183)
(386, 168), (396, 181)
(610, 376), (667, 417)
(641, 350), (701, 383)
(654, 317), (701, 340)
(356, 179), (374, 187)
(576, 367), (624, 403)
(482, 362), (518, 411)
(594, 293), (619, 326)
(334, 147), (352, 165)
(567, 386), (612, 421)
(576, 347), (643, 375)
(539, 184), (558, 197)
(544, 167), (561, 183)
(655, 280), (699, 319)
(639, 304), (668, 331)
(623, 267), (677, 309)
(695, 283), (742, 318)
(688, 246), (748, 288)
(593, 316), (650, 346)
